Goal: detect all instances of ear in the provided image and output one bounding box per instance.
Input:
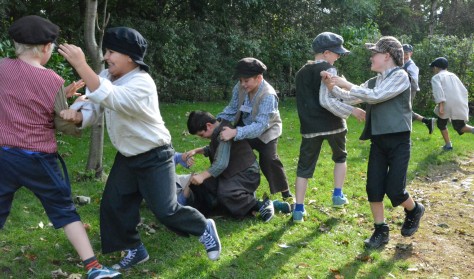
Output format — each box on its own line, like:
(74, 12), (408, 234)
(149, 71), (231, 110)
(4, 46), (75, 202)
(43, 42), (53, 53)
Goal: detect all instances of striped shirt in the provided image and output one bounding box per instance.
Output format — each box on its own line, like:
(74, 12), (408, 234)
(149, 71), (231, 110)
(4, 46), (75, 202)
(0, 58), (64, 153)
(332, 66), (410, 104)
(217, 80), (279, 140)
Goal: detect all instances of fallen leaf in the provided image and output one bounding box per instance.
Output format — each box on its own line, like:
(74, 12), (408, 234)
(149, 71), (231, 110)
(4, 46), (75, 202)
(256, 245), (264, 250)
(278, 243), (291, 248)
(38, 221), (44, 229)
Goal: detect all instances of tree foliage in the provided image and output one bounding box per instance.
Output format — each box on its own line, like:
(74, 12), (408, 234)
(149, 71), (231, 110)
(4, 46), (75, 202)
(0, 0), (473, 110)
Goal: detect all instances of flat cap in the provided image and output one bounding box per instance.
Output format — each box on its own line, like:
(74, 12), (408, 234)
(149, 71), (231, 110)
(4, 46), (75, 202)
(429, 57), (448, 69)
(402, 44), (413, 52)
(233, 57), (267, 79)
(366, 36), (404, 66)
(312, 32), (350, 55)
(103, 27), (149, 72)
(8, 15), (59, 45)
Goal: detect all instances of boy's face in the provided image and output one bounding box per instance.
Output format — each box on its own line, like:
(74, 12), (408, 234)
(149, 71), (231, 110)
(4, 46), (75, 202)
(239, 75), (261, 94)
(196, 123), (214, 139)
(370, 51), (390, 72)
(323, 50), (341, 65)
(104, 49), (136, 78)
(403, 51), (412, 63)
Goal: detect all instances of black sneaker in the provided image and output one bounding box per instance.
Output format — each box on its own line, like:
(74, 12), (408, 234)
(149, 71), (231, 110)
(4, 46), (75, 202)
(112, 243), (149, 270)
(425, 118), (435, 134)
(401, 202), (425, 237)
(259, 198), (275, 222)
(364, 223), (389, 249)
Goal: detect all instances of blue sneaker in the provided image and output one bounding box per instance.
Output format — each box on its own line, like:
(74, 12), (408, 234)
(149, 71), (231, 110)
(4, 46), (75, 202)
(292, 210), (306, 223)
(112, 243), (149, 270)
(332, 195), (349, 208)
(199, 219), (221, 261)
(273, 200), (291, 214)
(87, 266), (121, 279)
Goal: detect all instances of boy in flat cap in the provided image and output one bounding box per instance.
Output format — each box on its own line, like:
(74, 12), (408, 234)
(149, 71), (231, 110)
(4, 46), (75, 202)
(185, 110), (279, 222)
(0, 15), (121, 278)
(322, 36), (425, 249)
(429, 57), (474, 150)
(402, 44), (436, 134)
(292, 32), (365, 223)
(217, 57), (292, 212)
(58, 27), (222, 269)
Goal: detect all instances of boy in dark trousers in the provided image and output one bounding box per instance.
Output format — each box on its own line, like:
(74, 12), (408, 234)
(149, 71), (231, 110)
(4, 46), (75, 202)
(58, 27), (221, 269)
(323, 36), (425, 249)
(186, 110), (277, 222)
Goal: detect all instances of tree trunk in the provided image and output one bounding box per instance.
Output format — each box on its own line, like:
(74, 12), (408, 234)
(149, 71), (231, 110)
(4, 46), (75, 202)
(84, 0), (106, 178)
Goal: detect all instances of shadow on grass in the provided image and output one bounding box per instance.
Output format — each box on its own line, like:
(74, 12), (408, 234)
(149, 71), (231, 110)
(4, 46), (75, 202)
(328, 241), (416, 279)
(211, 218), (339, 278)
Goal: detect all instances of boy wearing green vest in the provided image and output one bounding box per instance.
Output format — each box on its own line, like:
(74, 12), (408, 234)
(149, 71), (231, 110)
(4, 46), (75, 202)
(323, 36), (425, 249)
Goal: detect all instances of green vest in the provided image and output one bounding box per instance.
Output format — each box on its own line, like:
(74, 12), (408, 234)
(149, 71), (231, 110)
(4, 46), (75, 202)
(360, 68), (412, 140)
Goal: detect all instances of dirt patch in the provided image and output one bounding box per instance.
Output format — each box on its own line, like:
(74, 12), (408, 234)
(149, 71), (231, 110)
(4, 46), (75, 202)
(382, 159), (474, 278)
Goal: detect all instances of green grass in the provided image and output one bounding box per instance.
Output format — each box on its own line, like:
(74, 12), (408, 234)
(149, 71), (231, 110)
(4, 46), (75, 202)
(1, 98), (472, 278)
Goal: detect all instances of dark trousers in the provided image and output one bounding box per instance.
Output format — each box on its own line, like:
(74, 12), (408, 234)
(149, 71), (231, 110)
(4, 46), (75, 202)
(366, 132), (411, 207)
(0, 147), (80, 229)
(247, 138), (289, 194)
(100, 145), (207, 253)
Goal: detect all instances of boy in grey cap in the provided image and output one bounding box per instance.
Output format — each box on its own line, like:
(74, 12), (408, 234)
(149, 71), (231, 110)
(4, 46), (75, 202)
(323, 36), (425, 249)
(292, 32), (365, 222)
(429, 57), (474, 150)
(0, 15), (120, 278)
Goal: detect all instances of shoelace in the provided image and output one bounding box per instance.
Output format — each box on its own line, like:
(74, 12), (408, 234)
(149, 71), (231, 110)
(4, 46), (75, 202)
(120, 249), (137, 266)
(200, 231), (216, 250)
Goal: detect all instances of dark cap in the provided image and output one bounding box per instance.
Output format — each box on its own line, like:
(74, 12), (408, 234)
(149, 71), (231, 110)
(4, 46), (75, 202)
(8, 15), (59, 45)
(103, 27), (149, 72)
(366, 36), (404, 66)
(233, 57), (267, 79)
(402, 44), (413, 52)
(429, 57), (448, 69)
(312, 32), (350, 55)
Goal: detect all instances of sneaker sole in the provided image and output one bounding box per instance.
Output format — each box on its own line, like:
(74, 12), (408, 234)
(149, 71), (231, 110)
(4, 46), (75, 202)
(364, 238), (389, 249)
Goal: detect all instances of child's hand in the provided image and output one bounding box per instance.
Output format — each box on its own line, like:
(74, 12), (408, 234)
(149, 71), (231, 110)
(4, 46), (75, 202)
(321, 72), (335, 91)
(181, 151), (195, 168)
(58, 44), (88, 70)
(220, 127), (237, 141)
(65, 79), (85, 98)
(59, 109), (83, 124)
(351, 107), (366, 122)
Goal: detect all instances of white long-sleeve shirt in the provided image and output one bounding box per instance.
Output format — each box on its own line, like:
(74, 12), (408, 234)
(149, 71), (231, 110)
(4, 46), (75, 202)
(71, 67), (171, 157)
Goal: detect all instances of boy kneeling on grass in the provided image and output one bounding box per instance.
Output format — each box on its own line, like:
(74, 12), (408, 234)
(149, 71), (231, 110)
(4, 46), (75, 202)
(322, 36), (425, 249)
(184, 110), (291, 221)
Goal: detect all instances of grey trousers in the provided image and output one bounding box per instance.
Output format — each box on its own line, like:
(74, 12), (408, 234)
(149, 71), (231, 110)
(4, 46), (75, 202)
(100, 145), (207, 253)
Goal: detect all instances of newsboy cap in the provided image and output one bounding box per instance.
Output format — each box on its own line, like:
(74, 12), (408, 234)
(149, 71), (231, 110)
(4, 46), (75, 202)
(312, 32), (350, 55)
(366, 36), (404, 66)
(233, 57), (267, 79)
(429, 57), (448, 69)
(103, 27), (149, 72)
(8, 15), (59, 45)
(402, 44), (413, 52)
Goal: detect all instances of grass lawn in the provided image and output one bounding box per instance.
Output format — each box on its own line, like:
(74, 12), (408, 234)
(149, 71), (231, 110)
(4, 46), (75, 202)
(1, 98), (472, 278)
